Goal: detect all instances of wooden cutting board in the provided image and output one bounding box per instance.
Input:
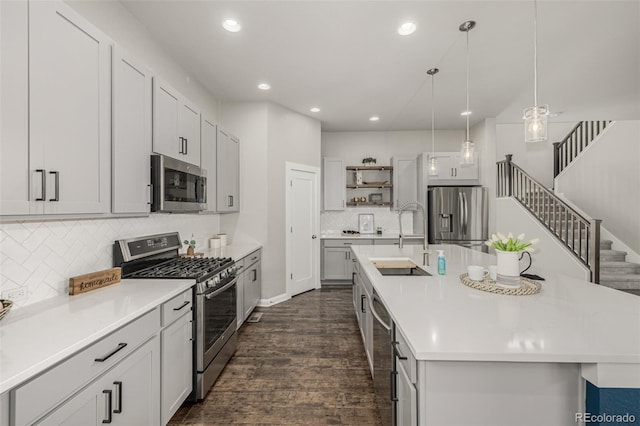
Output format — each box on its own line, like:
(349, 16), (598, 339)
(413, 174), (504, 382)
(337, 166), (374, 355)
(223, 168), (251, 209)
(371, 260), (416, 269)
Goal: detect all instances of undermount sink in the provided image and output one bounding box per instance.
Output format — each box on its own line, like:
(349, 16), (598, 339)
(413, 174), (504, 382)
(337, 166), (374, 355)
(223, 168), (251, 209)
(371, 258), (431, 276)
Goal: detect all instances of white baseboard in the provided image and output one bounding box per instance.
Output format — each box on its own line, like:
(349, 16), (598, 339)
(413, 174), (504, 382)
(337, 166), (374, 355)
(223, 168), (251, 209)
(257, 292), (291, 307)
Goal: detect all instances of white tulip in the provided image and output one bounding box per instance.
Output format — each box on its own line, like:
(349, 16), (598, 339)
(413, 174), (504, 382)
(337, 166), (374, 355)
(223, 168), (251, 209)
(484, 241), (493, 247)
(517, 233), (525, 241)
(497, 232), (506, 240)
(524, 246), (536, 253)
(502, 238), (509, 244)
(491, 233), (499, 242)
(530, 238), (540, 245)
(507, 232), (513, 239)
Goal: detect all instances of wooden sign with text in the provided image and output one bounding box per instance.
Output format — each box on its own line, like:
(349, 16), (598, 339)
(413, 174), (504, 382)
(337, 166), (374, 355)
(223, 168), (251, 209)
(69, 267), (121, 296)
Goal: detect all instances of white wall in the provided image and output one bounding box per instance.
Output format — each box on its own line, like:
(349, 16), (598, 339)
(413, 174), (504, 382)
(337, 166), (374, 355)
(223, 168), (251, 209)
(473, 118), (498, 236)
(220, 102), (321, 301)
(555, 120), (640, 254)
(496, 198), (590, 281)
(321, 130), (464, 165)
(67, 0), (219, 120)
(0, 0), (224, 309)
(495, 122), (577, 189)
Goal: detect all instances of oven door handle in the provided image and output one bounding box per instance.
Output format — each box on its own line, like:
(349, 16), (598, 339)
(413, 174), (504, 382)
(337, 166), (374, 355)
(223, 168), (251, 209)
(204, 277), (238, 299)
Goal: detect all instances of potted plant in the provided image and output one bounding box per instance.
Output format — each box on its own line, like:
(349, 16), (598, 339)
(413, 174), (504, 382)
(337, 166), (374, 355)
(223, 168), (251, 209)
(183, 237), (196, 256)
(485, 232), (538, 287)
(362, 157), (377, 166)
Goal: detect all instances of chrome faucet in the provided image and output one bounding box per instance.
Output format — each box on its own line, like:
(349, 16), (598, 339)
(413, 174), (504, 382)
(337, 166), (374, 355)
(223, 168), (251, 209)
(398, 201), (430, 265)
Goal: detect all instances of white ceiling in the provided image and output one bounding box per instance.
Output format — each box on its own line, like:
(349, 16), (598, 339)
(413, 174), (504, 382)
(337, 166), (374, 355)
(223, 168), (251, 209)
(120, 0), (640, 132)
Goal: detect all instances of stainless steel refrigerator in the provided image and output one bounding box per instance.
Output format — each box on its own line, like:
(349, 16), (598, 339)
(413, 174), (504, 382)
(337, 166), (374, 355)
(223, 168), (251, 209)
(427, 186), (488, 251)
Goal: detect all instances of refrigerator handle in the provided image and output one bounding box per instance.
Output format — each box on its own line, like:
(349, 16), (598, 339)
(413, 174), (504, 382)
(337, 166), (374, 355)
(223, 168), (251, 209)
(462, 191), (468, 236)
(458, 192), (464, 237)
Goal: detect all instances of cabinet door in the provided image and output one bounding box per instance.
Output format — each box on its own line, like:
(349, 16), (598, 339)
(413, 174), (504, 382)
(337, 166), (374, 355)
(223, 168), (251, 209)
(396, 359), (418, 426)
(236, 271), (245, 327)
(201, 117), (217, 212)
(29, 0), (111, 214)
(244, 260), (261, 318)
(393, 157), (417, 209)
(0, 0), (32, 215)
(40, 337), (160, 426)
(179, 100), (201, 166)
(112, 46), (152, 214)
(427, 154), (454, 180)
(322, 247), (351, 280)
(161, 314), (193, 425)
(322, 158), (345, 210)
(216, 128), (240, 212)
(452, 152), (480, 180)
(152, 77), (181, 160)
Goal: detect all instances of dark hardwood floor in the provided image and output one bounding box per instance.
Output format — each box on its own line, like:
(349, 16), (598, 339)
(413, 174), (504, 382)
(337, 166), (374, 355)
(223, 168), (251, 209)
(169, 286), (382, 425)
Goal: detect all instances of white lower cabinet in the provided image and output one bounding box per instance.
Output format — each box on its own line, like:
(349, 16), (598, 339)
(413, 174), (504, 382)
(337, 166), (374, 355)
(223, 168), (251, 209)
(39, 336), (160, 426)
(161, 312), (193, 424)
(354, 266), (373, 376)
(396, 358), (418, 426)
(237, 250), (262, 327)
(322, 239), (372, 282)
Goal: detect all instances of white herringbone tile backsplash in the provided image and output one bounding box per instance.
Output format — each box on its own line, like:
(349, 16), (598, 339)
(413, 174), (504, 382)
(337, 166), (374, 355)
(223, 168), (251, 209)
(0, 214), (220, 309)
(321, 208), (413, 234)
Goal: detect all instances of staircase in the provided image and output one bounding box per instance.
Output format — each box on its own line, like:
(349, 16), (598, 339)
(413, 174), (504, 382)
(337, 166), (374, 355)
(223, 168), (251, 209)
(497, 120), (640, 296)
(600, 239), (640, 296)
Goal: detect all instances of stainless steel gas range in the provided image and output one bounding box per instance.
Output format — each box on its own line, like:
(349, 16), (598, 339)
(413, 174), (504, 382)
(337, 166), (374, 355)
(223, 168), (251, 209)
(114, 232), (238, 400)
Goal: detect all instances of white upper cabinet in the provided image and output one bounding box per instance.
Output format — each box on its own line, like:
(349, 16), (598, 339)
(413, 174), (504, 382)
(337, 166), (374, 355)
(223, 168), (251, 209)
(201, 117), (217, 212)
(152, 77), (201, 166)
(24, 0), (112, 215)
(216, 127), (240, 212)
(180, 101), (201, 166)
(0, 0), (30, 215)
(427, 152), (479, 184)
(322, 158), (346, 211)
(392, 156), (418, 209)
(112, 46), (152, 214)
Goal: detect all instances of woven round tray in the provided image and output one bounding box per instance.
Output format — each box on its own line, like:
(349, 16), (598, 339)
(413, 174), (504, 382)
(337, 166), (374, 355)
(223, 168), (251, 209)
(0, 299), (14, 321)
(459, 273), (541, 296)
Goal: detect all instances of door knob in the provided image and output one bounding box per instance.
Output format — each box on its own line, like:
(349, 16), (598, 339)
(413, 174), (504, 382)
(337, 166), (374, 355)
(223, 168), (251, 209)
(311, 235), (317, 239)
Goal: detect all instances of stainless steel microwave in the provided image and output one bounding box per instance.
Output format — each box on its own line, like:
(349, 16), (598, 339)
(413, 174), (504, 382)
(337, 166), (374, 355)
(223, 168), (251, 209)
(151, 155), (206, 212)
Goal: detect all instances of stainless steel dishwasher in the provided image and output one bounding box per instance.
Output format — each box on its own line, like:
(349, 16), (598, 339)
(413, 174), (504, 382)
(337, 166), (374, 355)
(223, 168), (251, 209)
(369, 290), (394, 426)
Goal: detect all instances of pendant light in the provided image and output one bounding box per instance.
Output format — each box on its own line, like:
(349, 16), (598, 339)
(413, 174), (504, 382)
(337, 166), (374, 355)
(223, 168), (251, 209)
(523, 0), (549, 142)
(427, 68), (440, 176)
(459, 20), (476, 166)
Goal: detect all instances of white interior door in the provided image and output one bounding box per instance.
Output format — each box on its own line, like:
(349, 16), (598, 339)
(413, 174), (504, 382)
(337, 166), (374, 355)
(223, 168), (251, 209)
(287, 163), (320, 297)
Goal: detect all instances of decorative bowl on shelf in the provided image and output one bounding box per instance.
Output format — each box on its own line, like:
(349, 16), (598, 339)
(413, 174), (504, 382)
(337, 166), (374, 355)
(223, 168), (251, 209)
(362, 181), (388, 185)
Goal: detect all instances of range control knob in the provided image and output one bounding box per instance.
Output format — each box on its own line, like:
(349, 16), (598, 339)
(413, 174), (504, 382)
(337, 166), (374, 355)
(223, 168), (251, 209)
(213, 275), (221, 286)
(221, 271), (227, 280)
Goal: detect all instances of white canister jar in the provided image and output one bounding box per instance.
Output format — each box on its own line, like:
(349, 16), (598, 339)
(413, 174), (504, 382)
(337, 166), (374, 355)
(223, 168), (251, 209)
(217, 234), (227, 246)
(495, 250), (521, 287)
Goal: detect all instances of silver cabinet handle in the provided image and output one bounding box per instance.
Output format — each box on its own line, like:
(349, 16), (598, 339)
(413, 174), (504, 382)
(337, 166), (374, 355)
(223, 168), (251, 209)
(228, 195), (233, 207)
(147, 184), (153, 205)
(392, 341), (408, 360)
(361, 294), (366, 313)
(102, 389), (113, 423)
(35, 169), (46, 201)
(49, 171), (59, 201)
(184, 138), (188, 155)
(113, 381), (123, 414)
(252, 269), (257, 281)
(179, 137), (184, 154)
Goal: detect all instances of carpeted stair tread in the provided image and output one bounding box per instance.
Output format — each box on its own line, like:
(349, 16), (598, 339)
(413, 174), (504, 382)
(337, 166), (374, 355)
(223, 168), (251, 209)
(600, 250), (628, 262)
(599, 274), (640, 290)
(600, 261), (640, 274)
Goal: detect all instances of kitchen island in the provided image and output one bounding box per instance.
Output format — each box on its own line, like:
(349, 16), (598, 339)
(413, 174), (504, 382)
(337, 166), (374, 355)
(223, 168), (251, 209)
(351, 244), (640, 425)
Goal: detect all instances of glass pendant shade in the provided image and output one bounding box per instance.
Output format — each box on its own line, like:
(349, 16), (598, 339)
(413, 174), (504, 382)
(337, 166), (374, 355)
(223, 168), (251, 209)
(428, 156), (439, 176)
(460, 140), (475, 166)
(523, 104), (549, 143)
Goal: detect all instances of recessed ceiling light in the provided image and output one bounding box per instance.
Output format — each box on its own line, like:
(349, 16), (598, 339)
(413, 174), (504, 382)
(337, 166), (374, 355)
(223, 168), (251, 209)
(369, 116), (380, 122)
(257, 83), (271, 90)
(397, 22), (417, 36)
(310, 107), (321, 113)
(222, 19), (241, 33)
(460, 110), (472, 116)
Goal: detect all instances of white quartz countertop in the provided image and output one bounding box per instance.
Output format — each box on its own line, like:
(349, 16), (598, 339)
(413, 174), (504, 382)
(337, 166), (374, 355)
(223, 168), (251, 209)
(0, 279), (194, 394)
(199, 243), (262, 261)
(351, 244), (640, 363)
(321, 233), (402, 239)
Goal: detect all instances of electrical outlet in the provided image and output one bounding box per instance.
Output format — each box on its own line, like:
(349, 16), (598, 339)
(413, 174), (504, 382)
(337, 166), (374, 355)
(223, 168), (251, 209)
(3, 288), (27, 302)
